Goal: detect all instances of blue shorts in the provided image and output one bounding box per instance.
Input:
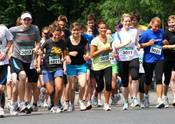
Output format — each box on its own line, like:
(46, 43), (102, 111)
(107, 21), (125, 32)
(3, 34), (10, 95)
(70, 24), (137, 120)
(66, 64), (87, 77)
(42, 69), (63, 83)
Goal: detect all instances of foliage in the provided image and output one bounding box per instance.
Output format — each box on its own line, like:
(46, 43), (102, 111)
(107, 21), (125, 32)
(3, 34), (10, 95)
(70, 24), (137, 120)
(0, 0), (175, 31)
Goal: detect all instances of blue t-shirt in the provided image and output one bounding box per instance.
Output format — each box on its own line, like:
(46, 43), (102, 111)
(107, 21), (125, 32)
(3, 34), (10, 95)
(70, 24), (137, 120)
(83, 33), (94, 65)
(139, 29), (165, 63)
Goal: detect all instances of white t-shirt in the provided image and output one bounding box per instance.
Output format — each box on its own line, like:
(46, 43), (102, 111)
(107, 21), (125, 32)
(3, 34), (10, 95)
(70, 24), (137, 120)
(0, 25), (13, 65)
(112, 28), (139, 61)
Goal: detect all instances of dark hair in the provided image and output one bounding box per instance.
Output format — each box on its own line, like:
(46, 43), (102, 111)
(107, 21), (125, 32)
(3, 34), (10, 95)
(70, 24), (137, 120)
(50, 26), (62, 33)
(96, 20), (106, 28)
(86, 14), (95, 22)
(131, 11), (140, 22)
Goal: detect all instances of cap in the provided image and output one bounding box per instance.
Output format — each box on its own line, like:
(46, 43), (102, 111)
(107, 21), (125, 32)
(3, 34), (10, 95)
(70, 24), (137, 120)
(21, 12), (32, 20)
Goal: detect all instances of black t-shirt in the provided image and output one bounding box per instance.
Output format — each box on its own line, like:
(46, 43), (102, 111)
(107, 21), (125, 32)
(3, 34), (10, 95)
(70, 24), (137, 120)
(66, 36), (88, 65)
(42, 39), (66, 71)
(164, 28), (175, 61)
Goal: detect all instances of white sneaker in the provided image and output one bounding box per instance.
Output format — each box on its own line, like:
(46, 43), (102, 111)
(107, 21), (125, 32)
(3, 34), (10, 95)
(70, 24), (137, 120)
(98, 99), (103, 107)
(10, 102), (18, 116)
(144, 95), (150, 108)
(0, 107), (4, 118)
(103, 103), (111, 111)
(163, 96), (169, 108)
(63, 101), (69, 111)
(43, 101), (49, 108)
(68, 102), (74, 111)
(156, 98), (165, 108)
(133, 97), (140, 107)
(50, 106), (62, 113)
(19, 102), (27, 113)
(79, 100), (86, 111)
(123, 101), (129, 110)
(86, 100), (92, 110)
(140, 100), (145, 108)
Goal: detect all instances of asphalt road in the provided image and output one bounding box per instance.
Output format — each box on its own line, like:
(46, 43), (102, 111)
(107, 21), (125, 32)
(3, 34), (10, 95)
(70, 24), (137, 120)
(1, 91), (175, 124)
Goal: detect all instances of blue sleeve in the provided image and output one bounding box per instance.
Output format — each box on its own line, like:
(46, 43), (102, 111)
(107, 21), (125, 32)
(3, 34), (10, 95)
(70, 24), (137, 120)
(139, 31), (148, 44)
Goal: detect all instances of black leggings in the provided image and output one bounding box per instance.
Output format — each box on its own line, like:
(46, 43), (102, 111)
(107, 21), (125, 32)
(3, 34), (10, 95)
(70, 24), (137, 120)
(143, 61), (163, 86)
(164, 59), (175, 85)
(118, 58), (139, 87)
(139, 73), (145, 93)
(94, 66), (112, 92)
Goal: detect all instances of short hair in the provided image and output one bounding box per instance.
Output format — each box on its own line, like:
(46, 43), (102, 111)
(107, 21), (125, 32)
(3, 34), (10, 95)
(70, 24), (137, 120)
(96, 20), (106, 28)
(86, 14), (95, 22)
(131, 11), (140, 22)
(70, 22), (82, 30)
(121, 13), (131, 22)
(168, 15), (175, 22)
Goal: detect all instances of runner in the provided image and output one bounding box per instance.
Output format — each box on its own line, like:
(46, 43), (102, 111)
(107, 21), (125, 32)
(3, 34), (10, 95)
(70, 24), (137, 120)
(0, 24), (13, 117)
(9, 11), (41, 114)
(112, 13), (140, 110)
(41, 26), (68, 113)
(139, 17), (165, 108)
(64, 22), (89, 111)
(91, 20), (112, 111)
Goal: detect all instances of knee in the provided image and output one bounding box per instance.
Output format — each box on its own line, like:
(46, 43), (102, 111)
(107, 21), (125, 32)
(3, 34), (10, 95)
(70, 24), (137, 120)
(96, 85), (104, 93)
(19, 71), (27, 81)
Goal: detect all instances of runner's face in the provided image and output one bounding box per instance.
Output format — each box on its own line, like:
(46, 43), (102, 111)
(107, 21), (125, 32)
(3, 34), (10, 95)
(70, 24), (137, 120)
(151, 22), (160, 32)
(122, 17), (131, 29)
(58, 20), (65, 29)
(71, 27), (81, 38)
(52, 31), (61, 40)
(168, 19), (175, 29)
(98, 23), (107, 36)
(21, 18), (32, 27)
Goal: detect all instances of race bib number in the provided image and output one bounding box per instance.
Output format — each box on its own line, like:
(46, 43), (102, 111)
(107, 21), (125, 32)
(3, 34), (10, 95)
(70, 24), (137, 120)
(150, 45), (162, 55)
(99, 54), (109, 62)
(49, 56), (61, 65)
(121, 47), (133, 56)
(20, 47), (33, 56)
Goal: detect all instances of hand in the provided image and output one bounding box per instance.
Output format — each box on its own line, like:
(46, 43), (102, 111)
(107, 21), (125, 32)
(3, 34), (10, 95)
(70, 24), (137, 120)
(83, 54), (90, 61)
(65, 56), (71, 64)
(103, 46), (112, 52)
(163, 45), (170, 49)
(69, 51), (78, 56)
(148, 39), (155, 46)
(0, 52), (6, 61)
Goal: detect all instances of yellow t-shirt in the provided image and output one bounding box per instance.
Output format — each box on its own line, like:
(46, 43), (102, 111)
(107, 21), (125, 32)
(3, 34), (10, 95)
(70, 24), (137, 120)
(91, 36), (112, 71)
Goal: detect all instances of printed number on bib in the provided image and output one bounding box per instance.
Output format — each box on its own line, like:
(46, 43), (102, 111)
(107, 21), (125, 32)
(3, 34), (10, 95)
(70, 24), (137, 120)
(49, 56), (61, 65)
(121, 47), (133, 56)
(99, 54), (109, 62)
(150, 45), (162, 55)
(20, 48), (33, 55)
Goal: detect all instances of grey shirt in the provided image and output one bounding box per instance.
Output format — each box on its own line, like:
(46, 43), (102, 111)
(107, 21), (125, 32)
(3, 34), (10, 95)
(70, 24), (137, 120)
(9, 25), (40, 63)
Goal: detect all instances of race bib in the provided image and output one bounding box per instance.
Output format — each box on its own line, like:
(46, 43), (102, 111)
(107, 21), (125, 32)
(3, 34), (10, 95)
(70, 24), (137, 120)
(99, 54), (109, 63)
(121, 47), (133, 56)
(49, 56), (61, 65)
(150, 45), (162, 55)
(20, 47), (33, 56)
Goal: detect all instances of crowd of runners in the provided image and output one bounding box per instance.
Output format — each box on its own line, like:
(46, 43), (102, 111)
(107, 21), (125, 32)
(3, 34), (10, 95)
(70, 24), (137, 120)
(1, 11), (175, 117)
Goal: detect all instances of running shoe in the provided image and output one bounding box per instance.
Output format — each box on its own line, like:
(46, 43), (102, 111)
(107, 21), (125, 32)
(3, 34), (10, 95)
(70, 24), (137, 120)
(103, 103), (111, 111)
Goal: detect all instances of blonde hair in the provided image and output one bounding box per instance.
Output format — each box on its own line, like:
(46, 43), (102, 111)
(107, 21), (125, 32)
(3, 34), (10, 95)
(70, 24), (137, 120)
(121, 13), (131, 22)
(148, 17), (161, 29)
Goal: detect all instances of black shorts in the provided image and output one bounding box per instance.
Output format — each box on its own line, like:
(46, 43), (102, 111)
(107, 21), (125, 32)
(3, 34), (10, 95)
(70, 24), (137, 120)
(0, 64), (8, 85)
(10, 57), (39, 83)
